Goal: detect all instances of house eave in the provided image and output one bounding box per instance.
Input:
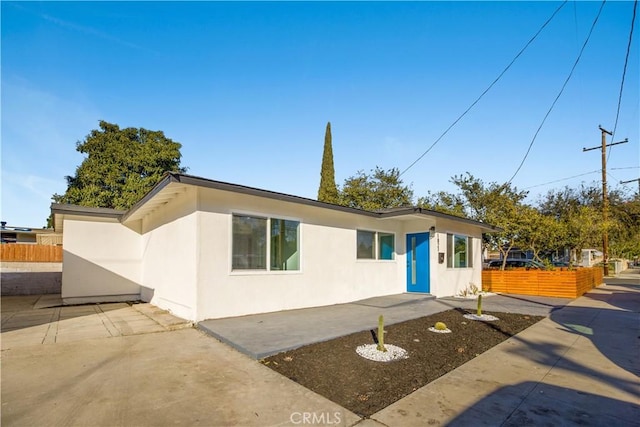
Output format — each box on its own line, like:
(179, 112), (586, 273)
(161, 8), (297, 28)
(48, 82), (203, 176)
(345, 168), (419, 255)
(53, 173), (502, 233)
(50, 203), (125, 233)
(120, 173), (381, 223)
(377, 207), (502, 232)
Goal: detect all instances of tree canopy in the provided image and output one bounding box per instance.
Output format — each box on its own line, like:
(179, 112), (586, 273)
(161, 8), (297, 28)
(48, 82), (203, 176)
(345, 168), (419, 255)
(339, 167), (414, 211)
(420, 174), (640, 265)
(52, 120), (187, 210)
(419, 173), (531, 266)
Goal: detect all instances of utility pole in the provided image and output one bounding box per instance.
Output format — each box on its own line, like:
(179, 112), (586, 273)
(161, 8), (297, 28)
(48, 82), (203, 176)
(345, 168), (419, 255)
(583, 126), (628, 276)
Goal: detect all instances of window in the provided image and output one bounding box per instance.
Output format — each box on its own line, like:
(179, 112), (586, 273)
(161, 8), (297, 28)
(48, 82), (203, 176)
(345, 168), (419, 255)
(357, 230), (395, 260)
(270, 218), (300, 270)
(232, 215), (299, 271)
(378, 233), (395, 260)
(447, 234), (473, 268)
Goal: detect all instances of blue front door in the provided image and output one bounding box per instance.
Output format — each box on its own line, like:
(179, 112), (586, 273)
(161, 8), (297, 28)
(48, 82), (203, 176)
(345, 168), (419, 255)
(406, 233), (430, 293)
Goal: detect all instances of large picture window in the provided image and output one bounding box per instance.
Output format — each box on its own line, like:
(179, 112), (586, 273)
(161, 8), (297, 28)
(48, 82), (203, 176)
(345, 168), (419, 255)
(232, 215), (299, 271)
(447, 233), (473, 268)
(357, 230), (395, 260)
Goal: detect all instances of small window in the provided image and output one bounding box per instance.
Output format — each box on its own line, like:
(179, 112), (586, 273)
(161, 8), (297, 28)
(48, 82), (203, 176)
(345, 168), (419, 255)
(447, 234), (473, 268)
(378, 233), (395, 260)
(357, 230), (375, 259)
(357, 230), (395, 260)
(270, 219), (300, 270)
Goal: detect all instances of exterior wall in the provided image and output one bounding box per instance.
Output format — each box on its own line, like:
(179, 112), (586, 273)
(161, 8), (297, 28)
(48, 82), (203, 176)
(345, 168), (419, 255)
(195, 188), (406, 320)
(436, 218), (483, 297)
(1, 262), (62, 295)
(402, 218), (483, 298)
(58, 185), (489, 320)
(61, 218), (141, 304)
(140, 188), (198, 320)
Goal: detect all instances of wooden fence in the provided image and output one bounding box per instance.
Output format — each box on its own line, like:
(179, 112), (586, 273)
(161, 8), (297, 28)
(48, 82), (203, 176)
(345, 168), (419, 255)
(0, 244), (63, 263)
(482, 267), (603, 299)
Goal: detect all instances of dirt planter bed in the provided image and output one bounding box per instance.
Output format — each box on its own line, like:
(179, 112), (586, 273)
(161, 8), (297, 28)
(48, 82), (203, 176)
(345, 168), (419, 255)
(262, 309), (543, 417)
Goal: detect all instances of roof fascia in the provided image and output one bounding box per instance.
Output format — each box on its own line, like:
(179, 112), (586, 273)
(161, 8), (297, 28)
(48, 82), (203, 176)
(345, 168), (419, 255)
(50, 203), (125, 219)
(379, 207), (502, 232)
(53, 173), (501, 233)
(168, 173), (381, 218)
(119, 173), (178, 222)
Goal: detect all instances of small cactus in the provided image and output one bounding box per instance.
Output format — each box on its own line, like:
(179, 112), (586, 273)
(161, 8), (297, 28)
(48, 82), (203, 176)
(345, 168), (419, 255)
(377, 315), (387, 352)
(477, 294), (483, 316)
(434, 322), (448, 331)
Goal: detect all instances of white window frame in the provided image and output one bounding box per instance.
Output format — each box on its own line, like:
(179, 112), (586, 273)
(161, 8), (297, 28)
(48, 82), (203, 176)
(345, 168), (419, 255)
(446, 233), (473, 269)
(230, 212), (301, 274)
(356, 229), (396, 261)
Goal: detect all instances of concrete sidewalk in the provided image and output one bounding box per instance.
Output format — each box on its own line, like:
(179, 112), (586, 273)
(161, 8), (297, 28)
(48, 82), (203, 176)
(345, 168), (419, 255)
(198, 293), (572, 359)
(369, 282), (640, 426)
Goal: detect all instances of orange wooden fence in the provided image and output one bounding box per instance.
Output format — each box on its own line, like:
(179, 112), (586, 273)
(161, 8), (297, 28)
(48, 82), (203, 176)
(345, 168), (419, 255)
(0, 244), (63, 262)
(482, 267), (603, 298)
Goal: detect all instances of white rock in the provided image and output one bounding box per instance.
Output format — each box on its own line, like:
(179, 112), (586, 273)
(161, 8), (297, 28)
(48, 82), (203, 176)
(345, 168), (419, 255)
(428, 327), (452, 333)
(454, 292), (497, 300)
(355, 344), (408, 362)
(463, 313), (499, 322)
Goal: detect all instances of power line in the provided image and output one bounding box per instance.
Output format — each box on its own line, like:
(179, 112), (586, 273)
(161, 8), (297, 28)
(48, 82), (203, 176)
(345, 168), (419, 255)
(608, 0), (637, 155)
(507, 0), (607, 184)
(611, 166), (640, 170)
(399, 0), (568, 177)
(522, 167), (638, 191)
(522, 170), (600, 190)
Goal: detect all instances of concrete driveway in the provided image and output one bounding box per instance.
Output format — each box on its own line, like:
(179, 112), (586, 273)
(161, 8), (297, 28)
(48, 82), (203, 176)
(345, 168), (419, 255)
(0, 295), (359, 426)
(1, 295), (190, 349)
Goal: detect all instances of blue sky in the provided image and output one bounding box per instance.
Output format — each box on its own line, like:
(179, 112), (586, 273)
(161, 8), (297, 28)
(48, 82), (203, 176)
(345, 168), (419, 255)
(2, 1), (638, 228)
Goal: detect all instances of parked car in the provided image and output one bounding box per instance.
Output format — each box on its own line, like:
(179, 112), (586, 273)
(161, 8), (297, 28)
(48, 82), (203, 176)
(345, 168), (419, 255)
(486, 259), (547, 270)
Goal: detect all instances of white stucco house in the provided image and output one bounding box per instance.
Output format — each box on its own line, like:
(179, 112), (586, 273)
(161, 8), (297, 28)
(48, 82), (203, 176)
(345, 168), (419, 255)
(51, 173), (499, 322)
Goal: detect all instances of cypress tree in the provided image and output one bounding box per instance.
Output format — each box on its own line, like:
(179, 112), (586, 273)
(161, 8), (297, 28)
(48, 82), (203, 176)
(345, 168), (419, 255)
(317, 121), (339, 204)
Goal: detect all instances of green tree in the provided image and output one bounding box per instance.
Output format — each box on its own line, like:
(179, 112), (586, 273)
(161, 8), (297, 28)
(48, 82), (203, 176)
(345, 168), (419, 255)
(606, 188), (640, 259)
(458, 177), (529, 268)
(538, 186), (597, 261)
(420, 173), (530, 268)
(610, 197), (640, 259)
(339, 166), (413, 211)
(539, 184), (640, 261)
(53, 120), (187, 210)
(417, 190), (466, 218)
(317, 122), (339, 204)
(518, 205), (564, 262)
